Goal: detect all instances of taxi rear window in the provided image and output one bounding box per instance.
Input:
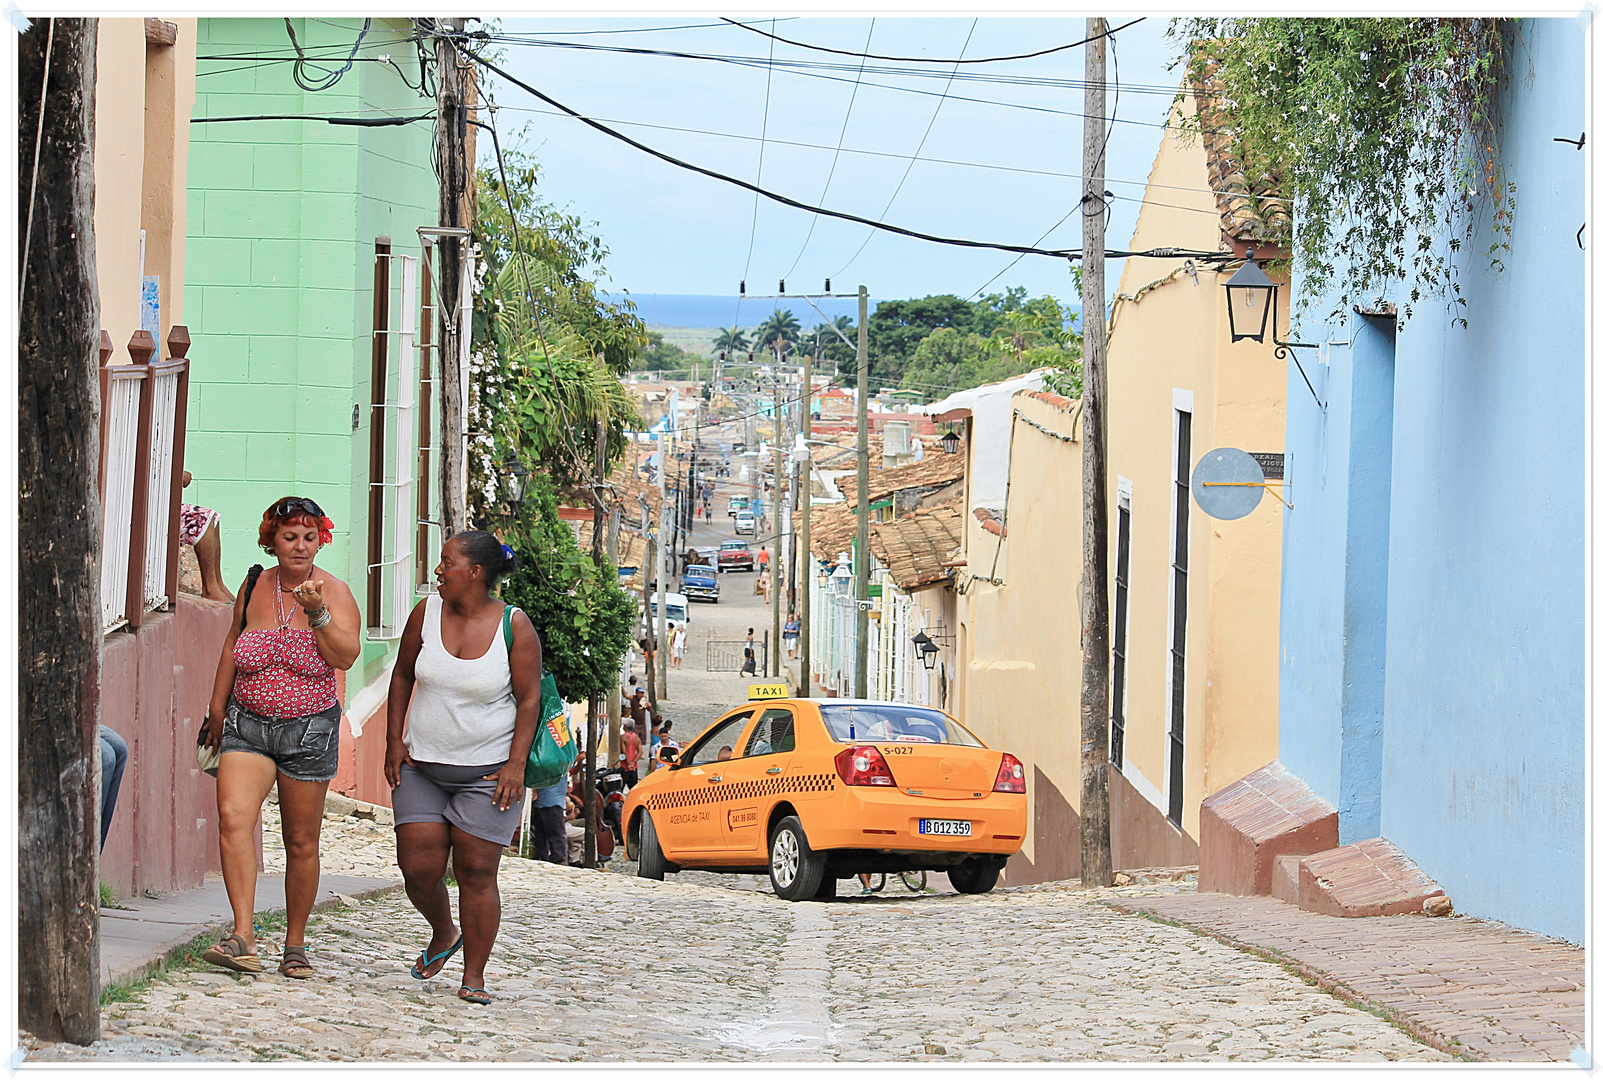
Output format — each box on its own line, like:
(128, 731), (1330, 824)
(819, 705), (985, 747)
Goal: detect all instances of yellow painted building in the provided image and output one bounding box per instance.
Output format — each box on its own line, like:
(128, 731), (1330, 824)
(944, 85), (1288, 883)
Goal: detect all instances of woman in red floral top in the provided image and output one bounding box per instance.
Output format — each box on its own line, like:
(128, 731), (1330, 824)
(199, 497), (360, 978)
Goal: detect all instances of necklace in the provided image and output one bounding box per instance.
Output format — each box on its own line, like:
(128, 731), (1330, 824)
(273, 569), (298, 633)
(278, 566), (312, 592)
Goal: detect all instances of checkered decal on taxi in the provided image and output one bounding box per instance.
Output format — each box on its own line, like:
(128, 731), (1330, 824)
(647, 772), (836, 810)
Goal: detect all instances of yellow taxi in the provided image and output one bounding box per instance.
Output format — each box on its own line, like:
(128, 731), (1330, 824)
(622, 686), (1028, 900)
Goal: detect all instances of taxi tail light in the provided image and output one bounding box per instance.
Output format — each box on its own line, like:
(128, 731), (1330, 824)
(993, 753), (1027, 793)
(835, 745), (897, 787)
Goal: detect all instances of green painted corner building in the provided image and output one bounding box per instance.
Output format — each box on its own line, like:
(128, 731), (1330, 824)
(184, 17), (440, 706)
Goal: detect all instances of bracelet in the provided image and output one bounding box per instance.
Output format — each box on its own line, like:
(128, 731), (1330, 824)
(307, 605), (331, 629)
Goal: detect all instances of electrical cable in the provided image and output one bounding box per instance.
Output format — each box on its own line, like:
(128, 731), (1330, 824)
(736, 19), (778, 331)
(833, 18), (976, 278)
(720, 15), (1144, 65)
(465, 45), (1146, 262)
(192, 112), (433, 126)
(781, 18), (874, 284)
(284, 18), (372, 92)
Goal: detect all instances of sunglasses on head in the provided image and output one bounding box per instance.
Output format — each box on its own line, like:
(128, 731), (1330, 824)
(273, 497), (325, 519)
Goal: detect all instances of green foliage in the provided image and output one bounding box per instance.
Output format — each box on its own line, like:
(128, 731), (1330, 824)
(1169, 17), (1513, 324)
(639, 330), (696, 371)
(498, 475), (635, 703)
(712, 325), (750, 352)
(472, 148), (644, 504)
(754, 309), (803, 357)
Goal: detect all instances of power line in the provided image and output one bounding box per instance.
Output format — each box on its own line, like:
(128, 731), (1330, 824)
(720, 15), (1145, 66)
(736, 19), (778, 331)
(284, 17), (371, 92)
(469, 44), (1229, 266)
(191, 112), (432, 126)
(781, 18), (874, 284)
(833, 18), (977, 279)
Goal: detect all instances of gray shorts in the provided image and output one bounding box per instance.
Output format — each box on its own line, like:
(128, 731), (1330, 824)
(219, 700), (341, 783)
(392, 760), (525, 846)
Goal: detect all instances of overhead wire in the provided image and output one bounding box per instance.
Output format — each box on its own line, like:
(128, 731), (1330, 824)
(466, 39), (1231, 267)
(780, 18), (874, 284)
(832, 18), (977, 279)
(720, 15), (1145, 66)
(735, 19), (778, 331)
(284, 17), (372, 92)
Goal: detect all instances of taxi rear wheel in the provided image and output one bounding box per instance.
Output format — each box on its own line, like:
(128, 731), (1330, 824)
(948, 858), (1002, 895)
(768, 816), (825, 901)
(638, 812), (668, 881)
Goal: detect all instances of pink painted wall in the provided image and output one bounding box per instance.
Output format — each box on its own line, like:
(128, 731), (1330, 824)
(99, 596), (258, 898)
(333, 699), (393, 808)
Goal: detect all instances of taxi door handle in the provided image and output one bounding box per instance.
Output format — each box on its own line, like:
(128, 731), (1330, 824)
(766, 767), (783, 774)
(708, 776), (723, 783)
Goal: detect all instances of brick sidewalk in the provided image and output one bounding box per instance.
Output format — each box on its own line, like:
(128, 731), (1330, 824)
(1108, 893), (1583, 1062)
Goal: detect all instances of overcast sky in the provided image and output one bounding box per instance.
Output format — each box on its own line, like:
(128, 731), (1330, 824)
(480, 15), (1189, 312)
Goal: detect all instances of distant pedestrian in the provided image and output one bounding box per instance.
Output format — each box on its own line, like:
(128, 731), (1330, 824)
(620, 720), (642, 788)
(98, 726), (128, 851)
(670, 622), (687, 669)
(530, 776), (568, 864)
(201, 496), (360, 978)
(385, 531), (541, 1005)
(783, 614), (800, 659)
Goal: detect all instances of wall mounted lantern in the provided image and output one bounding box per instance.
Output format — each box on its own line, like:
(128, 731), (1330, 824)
(939, 429), (961, 455)
(911, 630), (940, 671)
(1222, 249), (1276, 344)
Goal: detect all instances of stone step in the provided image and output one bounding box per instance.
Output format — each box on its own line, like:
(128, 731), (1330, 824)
(1198, 760), (1338, 896)
(1271, 853), (1302, 906)
(1298, 837), (1445, 917)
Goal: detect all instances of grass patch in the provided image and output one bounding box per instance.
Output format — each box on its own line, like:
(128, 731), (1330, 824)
(99, 881), (126, 909)
(99, 906), (294, 1012)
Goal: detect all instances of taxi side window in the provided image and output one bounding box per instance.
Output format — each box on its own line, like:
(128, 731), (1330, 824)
(683, 712), (753, 766)
(741, 708), (796, 758)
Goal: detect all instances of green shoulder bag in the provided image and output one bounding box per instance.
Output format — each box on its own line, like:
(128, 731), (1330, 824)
(502, 606), (575, 790)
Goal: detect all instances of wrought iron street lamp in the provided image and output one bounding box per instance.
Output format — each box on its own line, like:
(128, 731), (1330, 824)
(911, 630), (940, 671)
(1222, 249), (1276, 344)
(939, 429), (961, 455)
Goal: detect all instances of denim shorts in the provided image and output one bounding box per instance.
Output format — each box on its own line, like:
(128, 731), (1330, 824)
(219, 699), (341, 783)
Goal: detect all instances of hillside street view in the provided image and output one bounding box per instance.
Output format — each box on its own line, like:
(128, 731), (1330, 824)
(17, 12), (1587, 1066)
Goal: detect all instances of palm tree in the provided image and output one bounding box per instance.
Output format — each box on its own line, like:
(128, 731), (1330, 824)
(755, 309), (803, 358)
(712, 325), (749, 352)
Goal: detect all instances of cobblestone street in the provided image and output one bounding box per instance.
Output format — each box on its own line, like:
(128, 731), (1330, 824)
(33, 807), (1449, 1063)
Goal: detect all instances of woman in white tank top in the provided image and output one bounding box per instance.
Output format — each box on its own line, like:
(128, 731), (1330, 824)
(385, 531), (542, 1005)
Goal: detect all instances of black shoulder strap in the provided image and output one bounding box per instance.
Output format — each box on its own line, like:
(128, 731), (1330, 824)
(238, 564), (264, 629)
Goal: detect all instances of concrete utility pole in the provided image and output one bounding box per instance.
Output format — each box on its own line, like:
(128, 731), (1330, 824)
(771, 378), (784, 676)
(656, 434), (670, 702)
(18, 16), (103, 1045)
(1079, 17), (1114, 888)
(799, 347), (813, 697)
(433, 17), (469, 534)
(853, 286), (871, 696)
(584, 420), (606, 868)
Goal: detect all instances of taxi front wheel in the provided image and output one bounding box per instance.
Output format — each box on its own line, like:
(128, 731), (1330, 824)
(768, 816), (826, 901)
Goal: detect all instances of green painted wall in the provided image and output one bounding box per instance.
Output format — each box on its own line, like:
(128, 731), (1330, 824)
(185, 17), (439, 698)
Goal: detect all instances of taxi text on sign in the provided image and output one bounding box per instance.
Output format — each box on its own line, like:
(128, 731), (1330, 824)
(747, 683), (789, 700)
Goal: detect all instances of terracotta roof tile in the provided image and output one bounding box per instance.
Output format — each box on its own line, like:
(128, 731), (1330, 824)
(843, 445), (966, 510)
(1190, 64), (1290, 247)
(871, 505), (963, 591)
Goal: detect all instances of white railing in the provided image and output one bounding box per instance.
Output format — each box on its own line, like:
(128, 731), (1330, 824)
(98, 327), (192, 633)
(367, 254), (419, 640)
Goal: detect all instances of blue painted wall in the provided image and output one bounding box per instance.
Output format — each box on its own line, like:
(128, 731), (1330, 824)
(1278, 18), (1584, 942)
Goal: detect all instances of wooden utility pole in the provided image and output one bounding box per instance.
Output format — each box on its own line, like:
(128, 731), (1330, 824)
(584, 420), (606, 868)
(655, 433), (669, 702)
(433, 17), (469, 535)
(19, 16), (103, 1044)
(605, 504), (622, 765)
(1079, 16), (1113, 888)
(853, 286), (870, 695)
(798, 348), (813, 696)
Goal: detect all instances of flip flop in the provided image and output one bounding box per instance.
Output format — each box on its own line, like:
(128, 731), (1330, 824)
(201, 932), (262, 974)
(411, 934), (463, 980)
(459, 984), (492, 1005)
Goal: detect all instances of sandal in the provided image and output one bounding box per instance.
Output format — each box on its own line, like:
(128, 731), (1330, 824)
(278, 944), (315, 980)
(458, 984), (492, 1005)
(412, 934), (463, 980)
(201, 932), (262, 974)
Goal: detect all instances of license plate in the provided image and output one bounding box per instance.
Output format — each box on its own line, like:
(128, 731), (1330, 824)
(919, 819), (972, 837)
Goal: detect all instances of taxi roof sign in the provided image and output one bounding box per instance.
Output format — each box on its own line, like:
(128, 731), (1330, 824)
(748, 683), (789, 701)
